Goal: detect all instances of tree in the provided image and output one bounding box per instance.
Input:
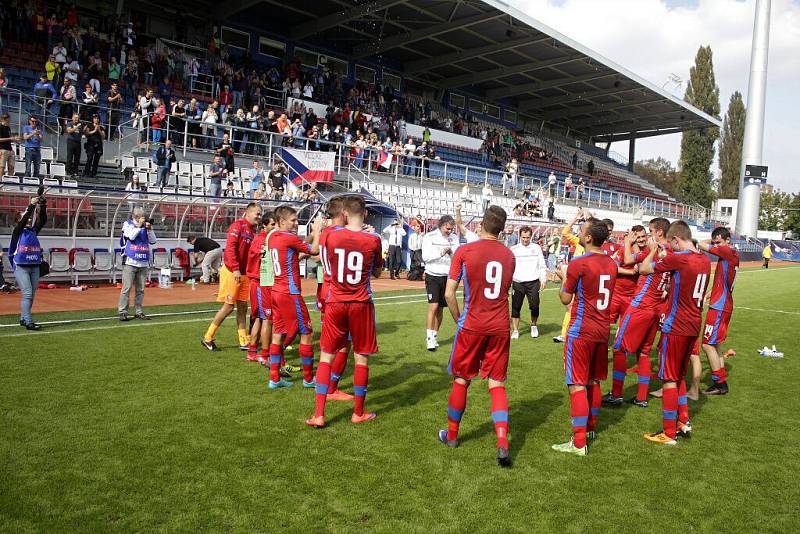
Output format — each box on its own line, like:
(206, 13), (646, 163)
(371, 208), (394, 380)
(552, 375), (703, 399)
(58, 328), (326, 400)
(718, 91), (746, 198)
(677, 46), (720, 208)
(634, 157), (680, 198)
(759, 190), (790, 231)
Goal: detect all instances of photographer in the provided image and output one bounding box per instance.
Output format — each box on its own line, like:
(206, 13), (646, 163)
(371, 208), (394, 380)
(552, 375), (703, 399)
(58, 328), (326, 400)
(117, 207), (157, 321)
(382, 218), (406, 280)
(10, 195), (48, 330)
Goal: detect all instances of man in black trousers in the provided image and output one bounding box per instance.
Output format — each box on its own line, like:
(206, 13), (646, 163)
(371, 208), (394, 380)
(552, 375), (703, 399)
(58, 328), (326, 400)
(382, 218), (406, 279)
(65, 113), (83, 177)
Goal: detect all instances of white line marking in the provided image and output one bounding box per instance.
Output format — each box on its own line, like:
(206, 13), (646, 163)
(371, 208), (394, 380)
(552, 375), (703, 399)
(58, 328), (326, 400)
(737, 306), (800, 315)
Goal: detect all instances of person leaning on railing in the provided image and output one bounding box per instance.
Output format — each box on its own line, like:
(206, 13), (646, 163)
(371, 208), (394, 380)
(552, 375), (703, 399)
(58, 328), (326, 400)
(0, 113), (19, 176)
(10, 195), (47, 331)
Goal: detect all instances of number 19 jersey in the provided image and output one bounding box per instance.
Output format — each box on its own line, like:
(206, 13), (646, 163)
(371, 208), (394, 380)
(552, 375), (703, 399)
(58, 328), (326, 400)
(323, 228), (383, 303)
(448, 239), (515, 335)
(563, 253), (618, 342)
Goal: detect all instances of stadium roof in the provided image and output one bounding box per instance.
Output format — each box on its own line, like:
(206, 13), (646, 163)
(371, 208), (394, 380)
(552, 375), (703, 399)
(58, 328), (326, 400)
(218, 0), (722, 141)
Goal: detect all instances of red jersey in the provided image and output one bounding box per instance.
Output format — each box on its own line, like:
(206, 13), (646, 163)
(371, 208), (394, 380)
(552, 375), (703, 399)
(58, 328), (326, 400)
(268, 230), (311, 295)
(654, 250), (711, 336)
(246, 230), (267, 281)
(707, 245), (739, 313)
(563, 252), (618, 342)
(601, 241), (620, 256)
(223, 219), (256, 272)
(629, 247), (670, 309)
(611, 246), (638, 298)
(448, 239), (515, 335)
(324, 228), (383, 303)
(319, 225), (342, 284)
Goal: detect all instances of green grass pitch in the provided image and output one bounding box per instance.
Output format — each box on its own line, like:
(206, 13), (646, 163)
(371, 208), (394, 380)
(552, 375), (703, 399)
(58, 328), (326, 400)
(0, 266), (798, 532)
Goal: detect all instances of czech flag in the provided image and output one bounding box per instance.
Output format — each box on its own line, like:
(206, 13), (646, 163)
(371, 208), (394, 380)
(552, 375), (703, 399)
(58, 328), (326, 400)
(279, 147), (335, 185)
(378, 150), (393, 170)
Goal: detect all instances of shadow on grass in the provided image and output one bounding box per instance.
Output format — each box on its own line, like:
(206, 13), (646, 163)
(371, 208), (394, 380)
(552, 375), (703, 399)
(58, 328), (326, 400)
(456, 392), (563, 461)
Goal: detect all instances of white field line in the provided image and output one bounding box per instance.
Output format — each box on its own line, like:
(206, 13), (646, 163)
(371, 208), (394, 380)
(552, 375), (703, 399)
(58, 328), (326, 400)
(736, 306), (800, 315)
(0, 297), (434, 338)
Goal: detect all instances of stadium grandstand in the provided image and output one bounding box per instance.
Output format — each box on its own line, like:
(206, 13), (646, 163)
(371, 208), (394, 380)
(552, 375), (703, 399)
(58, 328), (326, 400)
(0, 0), (750, 284)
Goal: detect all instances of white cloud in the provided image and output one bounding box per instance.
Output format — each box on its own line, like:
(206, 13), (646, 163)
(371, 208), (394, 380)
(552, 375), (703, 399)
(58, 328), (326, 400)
(507, 0), (800, 193)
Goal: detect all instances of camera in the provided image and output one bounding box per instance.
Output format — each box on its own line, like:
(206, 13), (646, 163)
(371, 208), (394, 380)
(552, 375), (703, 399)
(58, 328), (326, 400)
(146, 217), (156, 225)
(36, 185), (47, 206)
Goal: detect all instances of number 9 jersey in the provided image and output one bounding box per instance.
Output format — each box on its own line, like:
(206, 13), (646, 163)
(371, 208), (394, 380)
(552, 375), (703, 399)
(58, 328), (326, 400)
(563, 253), (618, 343)
(448, 240), (516, 335)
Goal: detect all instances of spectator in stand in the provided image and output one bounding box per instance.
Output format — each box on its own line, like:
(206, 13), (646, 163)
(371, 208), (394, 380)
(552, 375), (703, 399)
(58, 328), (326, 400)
(248, 159), (266, 198)
(150, 98), (167, 143)
(80, 83), (99, 122)
(269, 161), (286, 198)
(208, 155), (227, 197)
(154, 139), (176, 188)
(201, 101), (219, 149)
(577, 177), (585, 201)
(403, 137), (417, 175)
(32, 74), (56, 110)
(219, 85), (232, 115)
(186, 235), (223, 284)
(63, 55), (81, 85)
(57, 78), (76, 133)
(82, 115), (105, 178)
(0, 114), (18, 176)
(108, 56), (121, 85)
(564, 174), (573, 200)
(22, 116), (43, 178)
(53, 42), (67, 67)
(547, 200), (556, 221)
(547, 171), (557, 198)
(481, 182), (493, 212)
(216, 132), (235, 173)
(170, 98), (186, 146)
(65, 113), (83, 177)
(44, 55), (60, 84)
(460, 182), (471, 202)
(123, 60), (138, 104)
(572, 151), (578, 169)
(417, 141), (431, 178)
(587, 159), (595, 176)
(107, 82), (122, 141)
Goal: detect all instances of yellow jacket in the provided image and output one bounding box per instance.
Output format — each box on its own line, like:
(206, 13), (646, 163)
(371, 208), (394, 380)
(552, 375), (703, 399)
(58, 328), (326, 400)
(762, 246), (772, 259)
(562, 225), (585, 256)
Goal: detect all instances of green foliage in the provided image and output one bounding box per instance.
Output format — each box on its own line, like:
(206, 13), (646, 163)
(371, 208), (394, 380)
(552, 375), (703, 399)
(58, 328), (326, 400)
(634, 157), (680, 198)
(1, 271), (800, 531)
(761, 191), (800, 235)
(718, 91), (746, 198)
(678, 46), (721, 208)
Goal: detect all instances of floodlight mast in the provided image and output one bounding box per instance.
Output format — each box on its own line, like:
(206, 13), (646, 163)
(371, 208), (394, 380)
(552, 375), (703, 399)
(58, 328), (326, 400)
(735, 0), (771, 237)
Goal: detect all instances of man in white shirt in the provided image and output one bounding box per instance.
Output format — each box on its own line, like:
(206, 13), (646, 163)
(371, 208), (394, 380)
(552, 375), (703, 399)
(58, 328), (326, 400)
(509, 226), (547, 339)
(547, 172), (557, 199)
(402, 137), (417, 176)
(421, 215), (459, 350)
(481, 183), (493, 212)
(382, 218), (407, 279)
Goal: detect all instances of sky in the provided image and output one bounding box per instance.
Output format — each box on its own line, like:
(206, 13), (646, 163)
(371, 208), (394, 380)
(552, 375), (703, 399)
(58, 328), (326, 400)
(507, 0), (800, 194)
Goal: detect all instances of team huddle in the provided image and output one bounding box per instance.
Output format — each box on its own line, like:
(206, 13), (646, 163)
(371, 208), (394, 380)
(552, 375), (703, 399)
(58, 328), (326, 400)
(196, 197), (739, 465)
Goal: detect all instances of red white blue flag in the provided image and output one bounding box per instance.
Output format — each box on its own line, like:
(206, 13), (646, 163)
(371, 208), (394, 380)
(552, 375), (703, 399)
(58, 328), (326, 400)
(279, 147), (335, 185)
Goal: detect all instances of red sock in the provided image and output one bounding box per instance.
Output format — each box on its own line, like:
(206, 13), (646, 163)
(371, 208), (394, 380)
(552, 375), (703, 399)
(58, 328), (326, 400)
(489, 386), (509, 449)
(353, 364), (369, 416)
(259, 347), (268, 361)
(587, 383), (601, 432)
(711, 367), (727, 385)
(314, 361), (331, 418)
(329, 349), (349, 392)
(636, 353), (651, 401)
(299, 343), (314, 383)
(662, 387), (678, 438)
(611, 350), (627, 397)
(677, 380), (689, 424)
(569, 389), (589, 449)
(447, 381), (468, 441)
(268, 343), (282, 383)
(247, 343), (257, 351)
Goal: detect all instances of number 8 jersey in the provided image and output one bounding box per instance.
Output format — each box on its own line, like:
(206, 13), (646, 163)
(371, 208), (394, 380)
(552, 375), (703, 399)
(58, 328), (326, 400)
(563, 253), (618, 342)
(652, 250), (711, 336)
(323, 228), (383, 303)
(448, 240), (516, 335)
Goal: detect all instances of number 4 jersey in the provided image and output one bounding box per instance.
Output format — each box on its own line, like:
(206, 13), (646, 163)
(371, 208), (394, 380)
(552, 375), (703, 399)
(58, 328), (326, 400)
(323, 228), (383, 303)
(448, 239), (516, 335)
(653, 250), (711, 336)
(563, 252), (618, 342)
